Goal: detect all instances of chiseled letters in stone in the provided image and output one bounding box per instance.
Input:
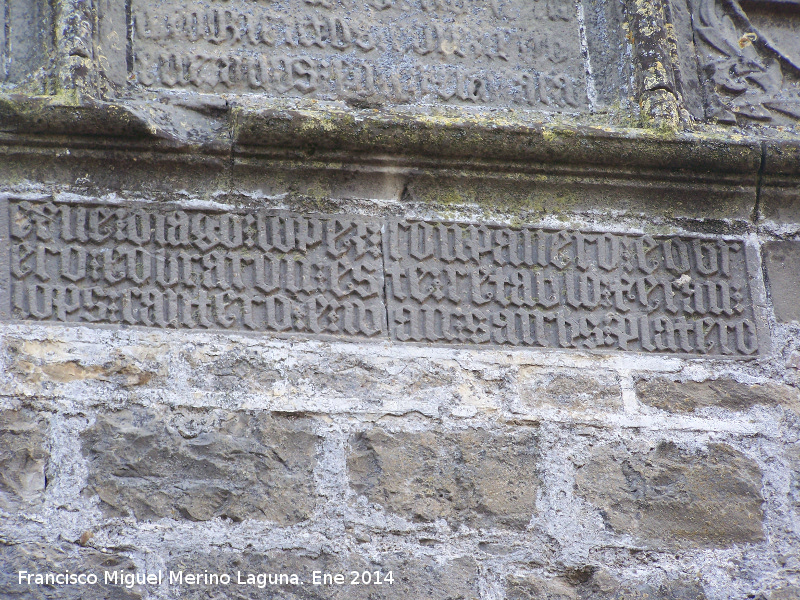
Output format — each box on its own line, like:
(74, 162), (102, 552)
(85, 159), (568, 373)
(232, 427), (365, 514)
(384, 220), (761, 356)
(2, 199), (763, 356)
(129, 0), (588, 107)
(5, 200), (386, 338)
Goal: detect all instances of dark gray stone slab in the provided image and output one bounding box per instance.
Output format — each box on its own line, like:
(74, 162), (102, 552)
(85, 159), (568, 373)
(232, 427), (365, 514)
(1, 0), (54, 87)
(763, 240), (800, 323)
(583, 0), (632, 108)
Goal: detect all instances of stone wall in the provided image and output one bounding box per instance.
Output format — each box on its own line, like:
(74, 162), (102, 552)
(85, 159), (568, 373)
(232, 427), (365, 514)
(2, 0), (800, 597)
(1, 193), (799, 600)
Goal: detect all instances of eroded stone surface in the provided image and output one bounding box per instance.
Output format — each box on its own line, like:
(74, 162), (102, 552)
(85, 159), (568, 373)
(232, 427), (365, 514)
(635, 377), (800, 413)
(182, 345), (282, 394)
(0, 5), (797, 600)
(688, 0), (800, 125)
(348, 427), (539, 529)
(575, 441), (765, 547)
(769, 587), (800, 600)
(0, 0), (54, 87)
(789, 445), (800, 523)
(763, 241), (800, 323)
(506, 573), (579, 600)
(0, 410), (48, 509)
(3, 198), (766, 357)
(506, 570), (708, 600)
(5, 337), (165, 391)
(517, 368), (622, 412)
(128, 0), (588, 109)
(0, 541), (141, 600)
(384, 220), (762, 355)
(81, 408), (319, 524)
(5, 200), (386, 339)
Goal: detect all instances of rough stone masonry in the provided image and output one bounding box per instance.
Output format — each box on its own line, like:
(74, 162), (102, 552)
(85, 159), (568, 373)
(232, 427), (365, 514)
(1, 0), (800, 598)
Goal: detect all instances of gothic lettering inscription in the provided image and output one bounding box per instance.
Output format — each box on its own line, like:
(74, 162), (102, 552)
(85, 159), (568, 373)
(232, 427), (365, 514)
(2, 200), (764, 356)
(384, 221), (761, 355)
(6, 200), (386, 338)
(130, 0), (588, 108)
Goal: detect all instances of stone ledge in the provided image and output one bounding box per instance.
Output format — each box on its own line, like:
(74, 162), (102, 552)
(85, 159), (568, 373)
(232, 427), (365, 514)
(0, 95), (767, 175)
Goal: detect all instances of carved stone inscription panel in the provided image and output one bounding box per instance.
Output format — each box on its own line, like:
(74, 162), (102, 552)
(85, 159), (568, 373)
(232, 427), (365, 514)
(131, 0), (588, 108)
(4, 200), (386, 338)
(2, 199), (765, 356)
(384, 220), (761, 355)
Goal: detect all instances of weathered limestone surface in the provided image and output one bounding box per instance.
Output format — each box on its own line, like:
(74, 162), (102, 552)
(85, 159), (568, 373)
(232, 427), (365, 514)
(517, 369), (622, 412)
(6, 337), (163, 390)
(0, 542), (142, 600)
(506, 570), (708, 600)
(348, 427), (539, 529)
(789, 445), (800, 522)
(0, 409), (48, 509)
(636, 377), (800, 414)
(1, 198), (770, 357)
(770, 588), (800, 600)
(81, 409), (319, 524)
(165, 551), (480, 600)
(575, 441), (765, 548)
(129, 0), (590, 110)
(0, 325), (797, 599)
(763, 242), (800, 324)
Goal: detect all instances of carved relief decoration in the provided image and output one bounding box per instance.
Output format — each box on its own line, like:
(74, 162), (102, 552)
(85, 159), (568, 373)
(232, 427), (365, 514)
(692, 0), (800, 123)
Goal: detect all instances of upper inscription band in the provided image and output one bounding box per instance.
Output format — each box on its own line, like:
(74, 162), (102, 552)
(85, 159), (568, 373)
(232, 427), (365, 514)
(4, 199), (763, 356)
(130, 0), (588, 108)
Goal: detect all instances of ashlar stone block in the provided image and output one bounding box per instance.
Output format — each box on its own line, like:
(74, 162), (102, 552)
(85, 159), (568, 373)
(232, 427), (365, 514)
(348, 427), (539, 529)
(575, 441), (765, 548)
(166, 550), (479, 600)
(763, 241), (800, 323)
(636, 377), (800, 413)
(0, 542), (141, 600)
(81, 408), (320, 524)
